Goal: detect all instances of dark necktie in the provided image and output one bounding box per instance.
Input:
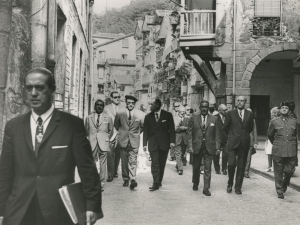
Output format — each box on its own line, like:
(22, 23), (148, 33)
(128, 111), (132, 124)
(180, 117), (183, 126)
(155, 113), (158, 122)
(222, 115), (225, 123)
(239, 110), (243, 119)
(35, 117), (43, 157)
(96, 114), (100, 127)
(202, 115), (206, 130)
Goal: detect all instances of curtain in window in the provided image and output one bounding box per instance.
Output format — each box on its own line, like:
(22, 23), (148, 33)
(185, 0), (216, 10)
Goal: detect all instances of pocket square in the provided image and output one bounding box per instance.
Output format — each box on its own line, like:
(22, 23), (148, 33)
(135, 119), (140, 121)
(162, 120), (166, 122)
(210, 123), (215, 126)
(52, 146), (68, 149)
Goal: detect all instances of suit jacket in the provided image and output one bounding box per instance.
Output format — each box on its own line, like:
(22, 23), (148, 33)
(174, 116), (189, 146)
(215, 114), (228, 150)
(188, 112), (220, 155)
(85, 112), (113, 151)
(143, 110), (176, 151)
(267, 116), (297, 157)
(0, 109), (102, 225)
(223, 109), (254, 151)
(103, 103), (124, 123)
(114, 108), (144, 149)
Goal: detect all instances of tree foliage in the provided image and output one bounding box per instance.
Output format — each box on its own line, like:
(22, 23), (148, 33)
(93, 0), (177, 34)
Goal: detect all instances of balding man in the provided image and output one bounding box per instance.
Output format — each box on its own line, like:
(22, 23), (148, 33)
(213, 104), (228, 175)
(224, 96), (253, 195)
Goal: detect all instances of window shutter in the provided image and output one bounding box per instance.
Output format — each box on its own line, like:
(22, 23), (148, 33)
(255, 0), (281, 17)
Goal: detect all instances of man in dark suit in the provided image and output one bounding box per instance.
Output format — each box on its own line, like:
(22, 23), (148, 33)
(213, 104), (228, 175)
(188, 100), (220, 196)
(143, 98), (175, 191)
(0, 68), (102, 225)
(224, 96), (254, 195)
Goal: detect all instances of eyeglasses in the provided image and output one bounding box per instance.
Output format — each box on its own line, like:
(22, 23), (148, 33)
(174, 105), (180, 108)
(113, 96), (121, 99)
(127, 101), (135, 105)
(281, 106), (289, 109)
(24, 85), (46, 92)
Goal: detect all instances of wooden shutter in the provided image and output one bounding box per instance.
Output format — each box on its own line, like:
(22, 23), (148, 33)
(255, 0), (281, 17)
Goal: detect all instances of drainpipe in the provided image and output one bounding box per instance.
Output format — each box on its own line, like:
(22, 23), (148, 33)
(46, 0), (56, 74)
(232, 0), (237, 103)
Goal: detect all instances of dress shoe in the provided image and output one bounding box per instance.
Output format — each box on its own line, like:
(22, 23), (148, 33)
(222, 170), (227, 175)
(113, 174), (118, 178)
(227, 185), (232, 193)
(178, 170), (183, 175)
(149, 185), (159, 191)
(107, 177), (113, 182)
(130, 180), (138, 190)
(244, 173), (250, 178)
(193, 184), (198, 191)
(123, 180), (129, 187)
(278, 193), (284, 199)
(175, 165), (178, 172)
(200, 170), (204, 174)
(235, 189), (242, 195)
(203, 188), (211, 196)
(216, 170), (221, 174)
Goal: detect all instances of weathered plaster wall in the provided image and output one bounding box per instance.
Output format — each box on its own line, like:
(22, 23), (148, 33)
(214, 0), (300, 109)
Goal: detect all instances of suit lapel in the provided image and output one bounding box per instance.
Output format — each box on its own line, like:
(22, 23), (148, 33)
(22, 112), (34, 153)
(130, 109), (136, 127)
(157, 110), (164, 128)
(234, 109), (243, 123)
(98, 113), (105, 127)
(197, 114), (203, 130)
(90, 112), (97, 128)
(40, 109), (60, 147)
(243, 109), (249, 123)
(205, 115), (210, 130)
(123, 109), (130, 126)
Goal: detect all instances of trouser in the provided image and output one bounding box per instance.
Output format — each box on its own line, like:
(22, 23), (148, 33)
(149, 147), (169, 184)
(174, 142), (184, 171)
(170, 146), (175, 159)
(19, 193), (45, 225)
(192, 144), (214, 189)
(181, 141), (187, 163)
(273, 156), (296, 194)
(107, 142), (121, 178)
(245, 147), (253, 175)
(227, 143), (249, 190)
(94, 144), (108, 187)
(213, 150), (228, 172)
(120, 143), (138, 181)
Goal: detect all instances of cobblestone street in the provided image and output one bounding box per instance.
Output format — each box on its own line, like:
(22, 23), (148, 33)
(96, 159), (300, 225)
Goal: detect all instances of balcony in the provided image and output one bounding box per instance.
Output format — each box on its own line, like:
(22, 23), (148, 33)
(136, 58), (143, 69)
(144, 53), (155, 68)
(179, 10), (216, 47)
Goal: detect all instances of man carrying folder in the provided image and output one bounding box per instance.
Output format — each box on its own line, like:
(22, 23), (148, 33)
(0, 68), (103, 225)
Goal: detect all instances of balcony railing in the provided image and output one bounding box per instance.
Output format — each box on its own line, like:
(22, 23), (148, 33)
(180, 10), (216, 37)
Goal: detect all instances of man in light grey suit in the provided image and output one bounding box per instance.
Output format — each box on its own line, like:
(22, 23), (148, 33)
(85, 100), (114, 191)
(104, 91), (123, 182)
(114, 95), (144, 190)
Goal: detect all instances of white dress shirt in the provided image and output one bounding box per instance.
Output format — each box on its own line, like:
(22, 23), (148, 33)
(201, 114), (207, 127)
(30, 104), (54, 149)
(155, 108), (162, 121)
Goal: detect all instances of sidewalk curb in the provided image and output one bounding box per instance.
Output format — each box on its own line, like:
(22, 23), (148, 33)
(250, 168), (300, 192)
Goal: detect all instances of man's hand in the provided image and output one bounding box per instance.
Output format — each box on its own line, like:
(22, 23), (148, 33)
(180, 126), (187, 131)
(143, 146), (147, 152)
(216, 150), (221, 155)
(253, 144), (258, 149)
(86, 211), (101, 225)
(187, 147), (193, 153)
(0, 217), (3, 225)
(170, 143), (175, 148)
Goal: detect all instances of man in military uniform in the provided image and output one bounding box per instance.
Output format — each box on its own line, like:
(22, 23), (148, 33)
(267, 102), (298, 199)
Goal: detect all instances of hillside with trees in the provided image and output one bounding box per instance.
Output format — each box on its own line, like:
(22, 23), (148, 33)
(93, 0), (178, 34)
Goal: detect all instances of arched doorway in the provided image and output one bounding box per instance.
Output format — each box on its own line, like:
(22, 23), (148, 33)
(250, 50), (298, 135)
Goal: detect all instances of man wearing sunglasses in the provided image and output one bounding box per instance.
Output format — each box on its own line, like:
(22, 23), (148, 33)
(114, 95), (144, 189)
(104, 91), (123, 182)
(268, 102), (298, 199)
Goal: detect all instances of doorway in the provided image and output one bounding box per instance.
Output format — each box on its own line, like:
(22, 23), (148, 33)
(250, 95), (270, 135)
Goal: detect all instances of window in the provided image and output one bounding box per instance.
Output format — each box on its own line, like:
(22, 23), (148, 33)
(98, 51), (105, 60)
(253, 0), (281, 36)
(255, 0), (280, 17)
(97, 84), (104, 94)
(122, 39), (129, 48)
(121, 54), (128, 59)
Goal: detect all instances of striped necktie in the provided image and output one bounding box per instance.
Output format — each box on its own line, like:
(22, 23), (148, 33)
(35, 117), (43, 157)
(96, 114), (100, 127)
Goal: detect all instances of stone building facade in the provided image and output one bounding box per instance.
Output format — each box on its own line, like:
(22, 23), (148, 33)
(0, 0), (94, 150)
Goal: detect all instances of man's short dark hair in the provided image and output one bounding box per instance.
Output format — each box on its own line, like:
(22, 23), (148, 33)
(287, 100), (295, 111)
(200, 100), (209, 106)
(209, 107), (214, 113)
(24, 67), (56, 92)
(94, 99), (104, 107)
(155, 98), (162, 108)
(189, 108), (194, 114)
(110, 91), (119, 98)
